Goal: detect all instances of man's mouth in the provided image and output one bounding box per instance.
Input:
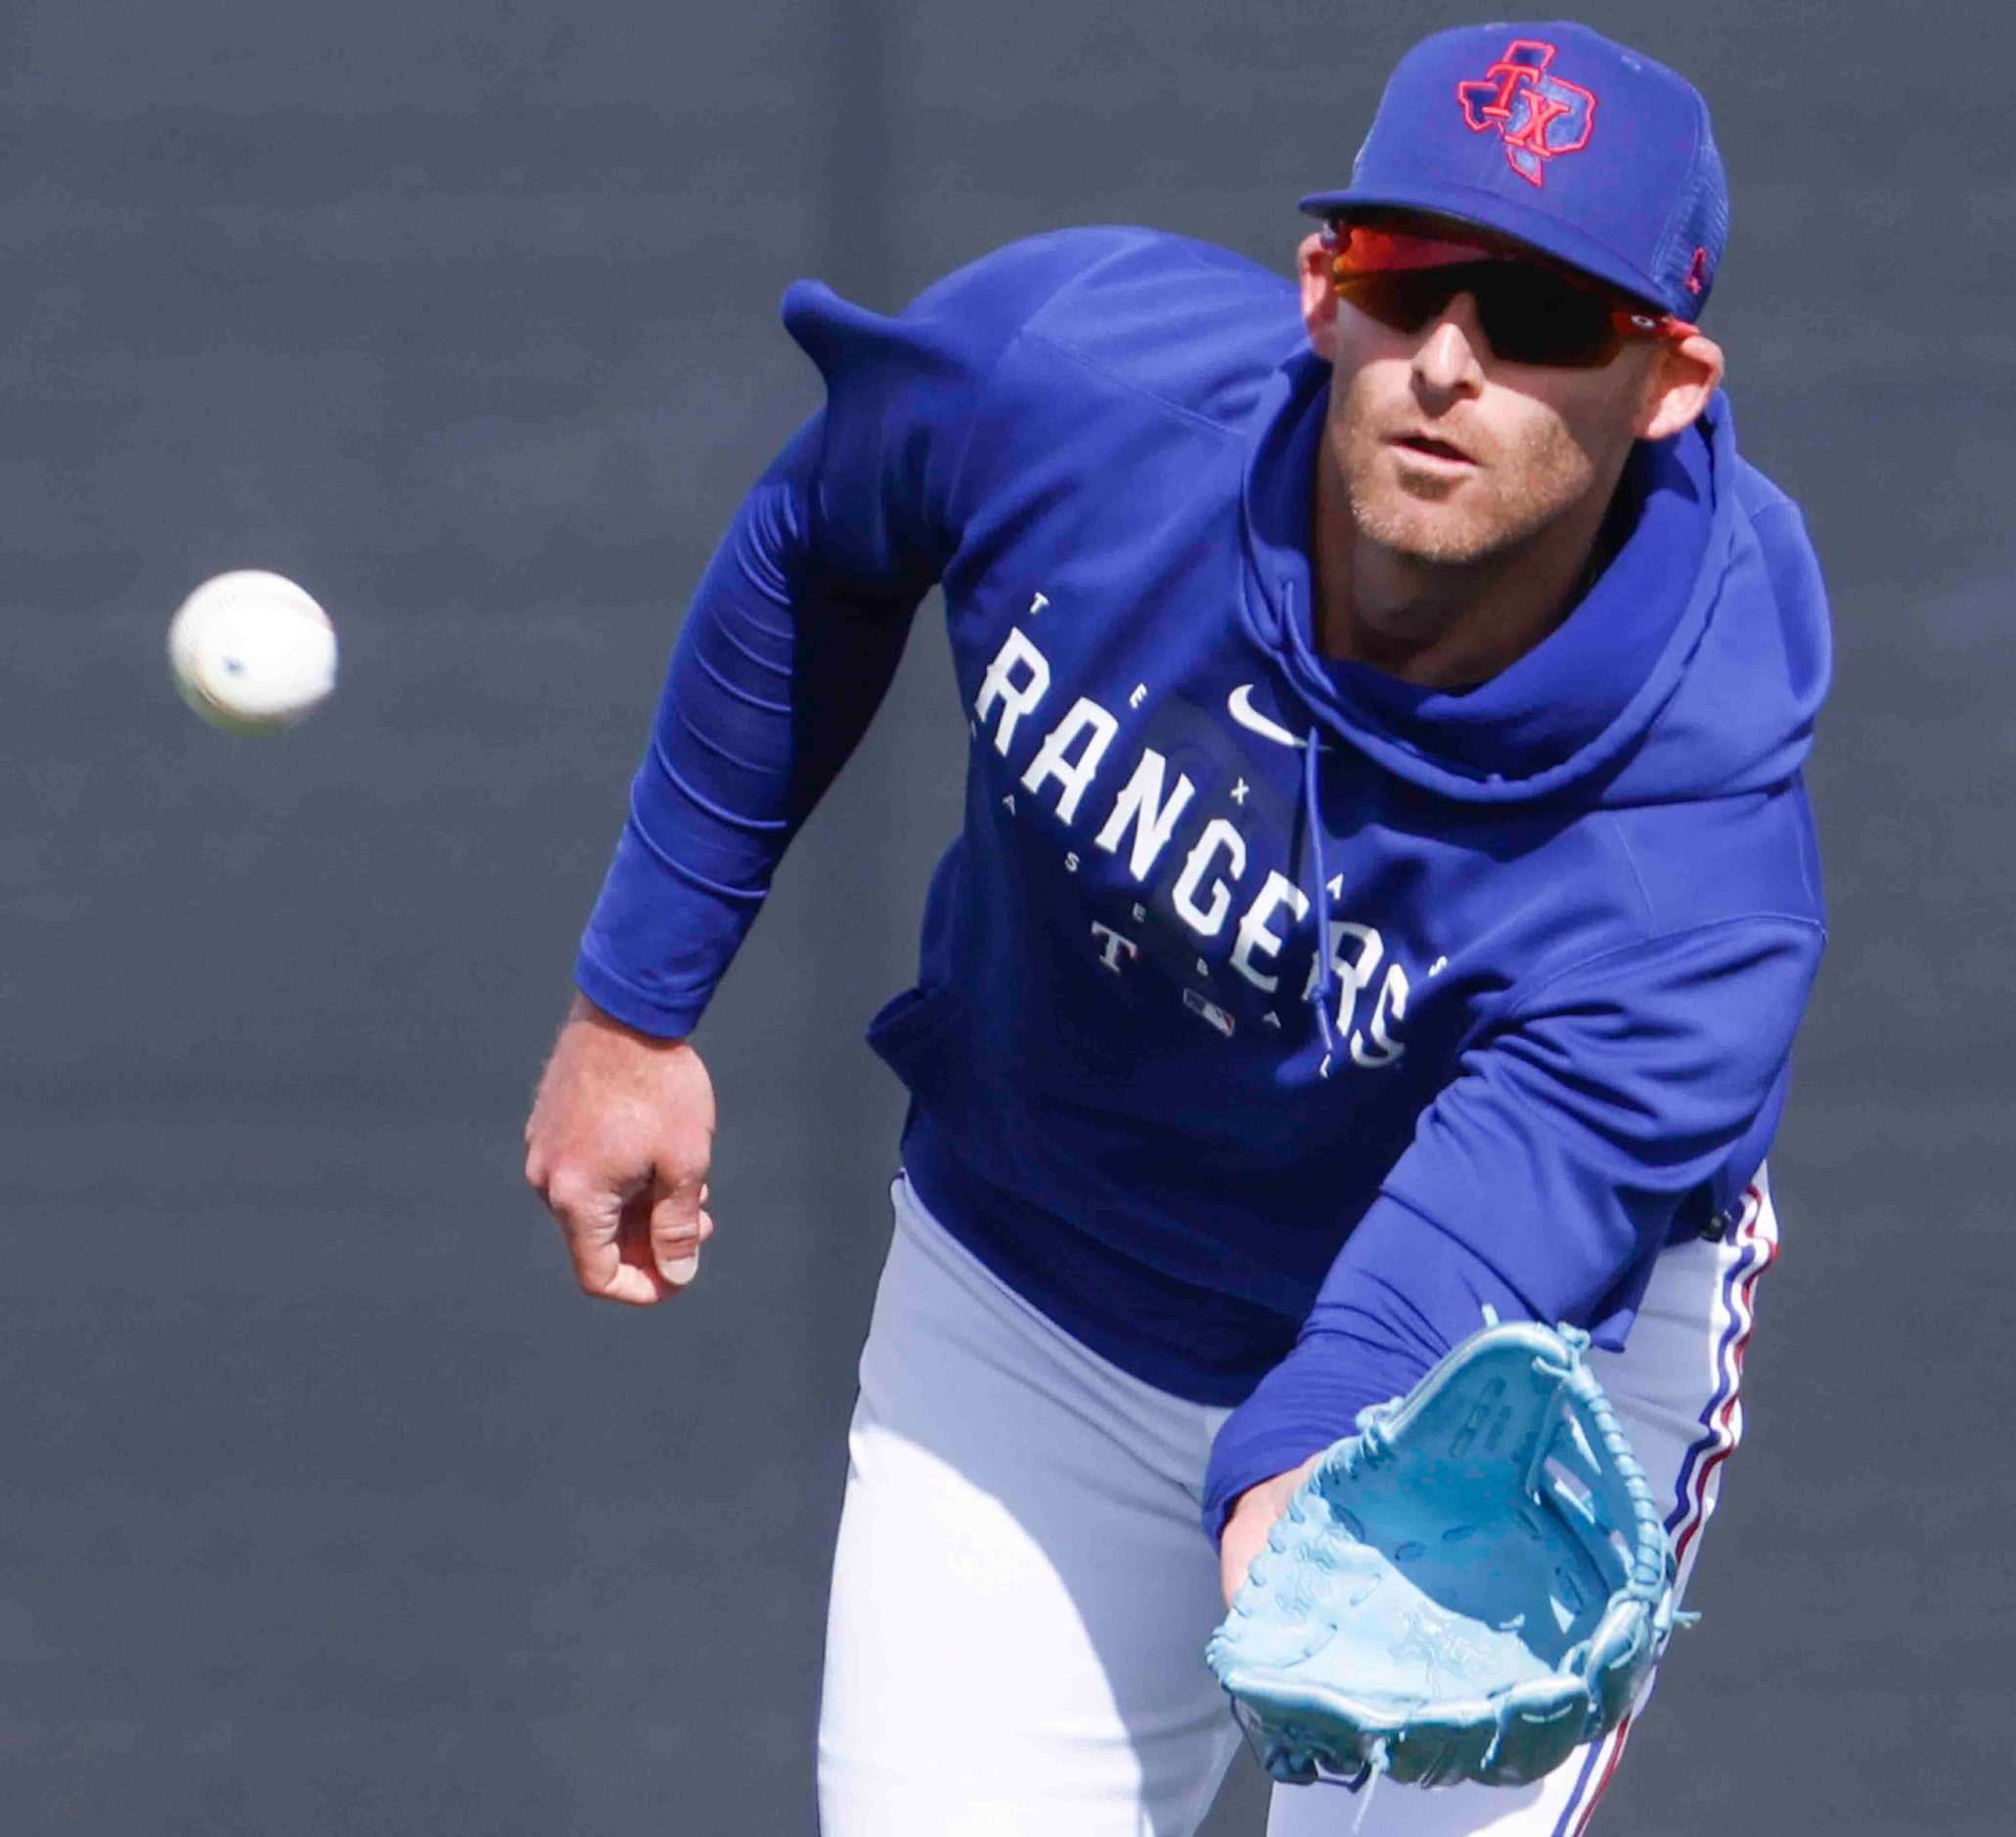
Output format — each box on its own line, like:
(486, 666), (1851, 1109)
(1389, 432), (1476, 468)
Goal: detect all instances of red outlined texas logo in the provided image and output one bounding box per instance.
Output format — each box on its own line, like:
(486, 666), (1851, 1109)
(1456, 39), (1596, 188)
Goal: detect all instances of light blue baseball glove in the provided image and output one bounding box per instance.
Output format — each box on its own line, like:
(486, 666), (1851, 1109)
(1206, 1322), (1682, 1803)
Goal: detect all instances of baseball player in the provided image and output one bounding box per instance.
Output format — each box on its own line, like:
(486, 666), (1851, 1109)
(524, 21), (1827, 1836)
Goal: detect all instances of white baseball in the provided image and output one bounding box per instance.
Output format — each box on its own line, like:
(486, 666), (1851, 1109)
(167, 570), (338, 733)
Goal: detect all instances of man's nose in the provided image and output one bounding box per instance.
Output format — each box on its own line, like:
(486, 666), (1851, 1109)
(1412, 294), (1489, 396)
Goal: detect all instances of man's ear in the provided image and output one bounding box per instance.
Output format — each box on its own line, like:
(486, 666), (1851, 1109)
(1637, 330), (1725, 441)
(1298, 232), (1339, 361)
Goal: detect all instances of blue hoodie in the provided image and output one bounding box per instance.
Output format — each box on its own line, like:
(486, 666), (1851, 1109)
(575, 228), (1829, 1541)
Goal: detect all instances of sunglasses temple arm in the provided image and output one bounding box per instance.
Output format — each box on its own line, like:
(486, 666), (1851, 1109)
(1614, 305), (1700, 344)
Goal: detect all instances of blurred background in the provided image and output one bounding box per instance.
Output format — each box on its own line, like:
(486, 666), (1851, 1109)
(0, 0), (2007, 1831)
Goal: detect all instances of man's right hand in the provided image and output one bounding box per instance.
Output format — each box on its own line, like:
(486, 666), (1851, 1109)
(523, 993), (717, 1306)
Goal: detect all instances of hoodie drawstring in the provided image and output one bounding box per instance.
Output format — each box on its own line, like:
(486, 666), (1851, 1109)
(1284, 575), (1340, 1070)
(1301, 719), (1338, 1069)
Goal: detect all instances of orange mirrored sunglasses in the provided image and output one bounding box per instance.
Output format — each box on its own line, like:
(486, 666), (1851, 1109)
(1325, 221), (1696, 370)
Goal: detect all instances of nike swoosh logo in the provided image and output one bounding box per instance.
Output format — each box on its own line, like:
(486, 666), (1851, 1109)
(1227, 683), (1304, 750)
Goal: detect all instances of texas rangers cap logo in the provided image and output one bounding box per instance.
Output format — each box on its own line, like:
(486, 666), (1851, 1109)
(1456, 39), (1596, 188)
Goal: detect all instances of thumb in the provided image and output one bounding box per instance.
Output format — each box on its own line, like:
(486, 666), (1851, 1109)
(649, 1174), (708, 1286)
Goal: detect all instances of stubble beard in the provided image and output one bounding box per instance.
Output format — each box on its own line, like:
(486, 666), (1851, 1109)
(1336, 399), (1599, 572)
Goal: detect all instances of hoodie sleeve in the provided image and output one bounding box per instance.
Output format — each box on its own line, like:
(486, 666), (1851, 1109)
(1201, 913), (1824, 1544)
(574, 231), (1155, 1037)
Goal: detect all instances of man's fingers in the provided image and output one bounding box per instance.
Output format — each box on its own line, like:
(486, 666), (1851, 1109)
(529, 1158), (711, 1304)
(531, 1168), (667, 1305)
(650, 1179), (710, 1286)
(539, 1168), (620, 1242)
(583, 1258), (673, 1306)
(568, 1211), (666, 1305)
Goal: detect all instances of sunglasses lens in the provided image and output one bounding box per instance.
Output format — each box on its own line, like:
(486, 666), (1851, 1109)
(1334, 270), (1463, 337)
(1335, 260), (1624, 369)
(1471, 268), (1621, 368)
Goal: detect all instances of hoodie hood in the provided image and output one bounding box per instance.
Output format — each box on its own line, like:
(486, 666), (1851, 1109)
(1239, 350), (1832, 808)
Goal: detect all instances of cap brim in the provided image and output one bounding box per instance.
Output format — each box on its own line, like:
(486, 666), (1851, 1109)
(1297, 179), (1686, 318)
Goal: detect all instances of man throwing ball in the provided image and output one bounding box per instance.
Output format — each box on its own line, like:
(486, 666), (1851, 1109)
(525, 22), (1826, 1835)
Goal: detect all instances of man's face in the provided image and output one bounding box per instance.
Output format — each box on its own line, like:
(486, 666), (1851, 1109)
(1306, 230), (1659, 569)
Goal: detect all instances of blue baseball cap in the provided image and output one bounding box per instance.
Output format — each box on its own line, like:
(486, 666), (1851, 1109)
(1299, 22), (1727, 321)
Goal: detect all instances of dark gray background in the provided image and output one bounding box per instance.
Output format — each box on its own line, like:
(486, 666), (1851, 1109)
(1, 1), (2006, 1831)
